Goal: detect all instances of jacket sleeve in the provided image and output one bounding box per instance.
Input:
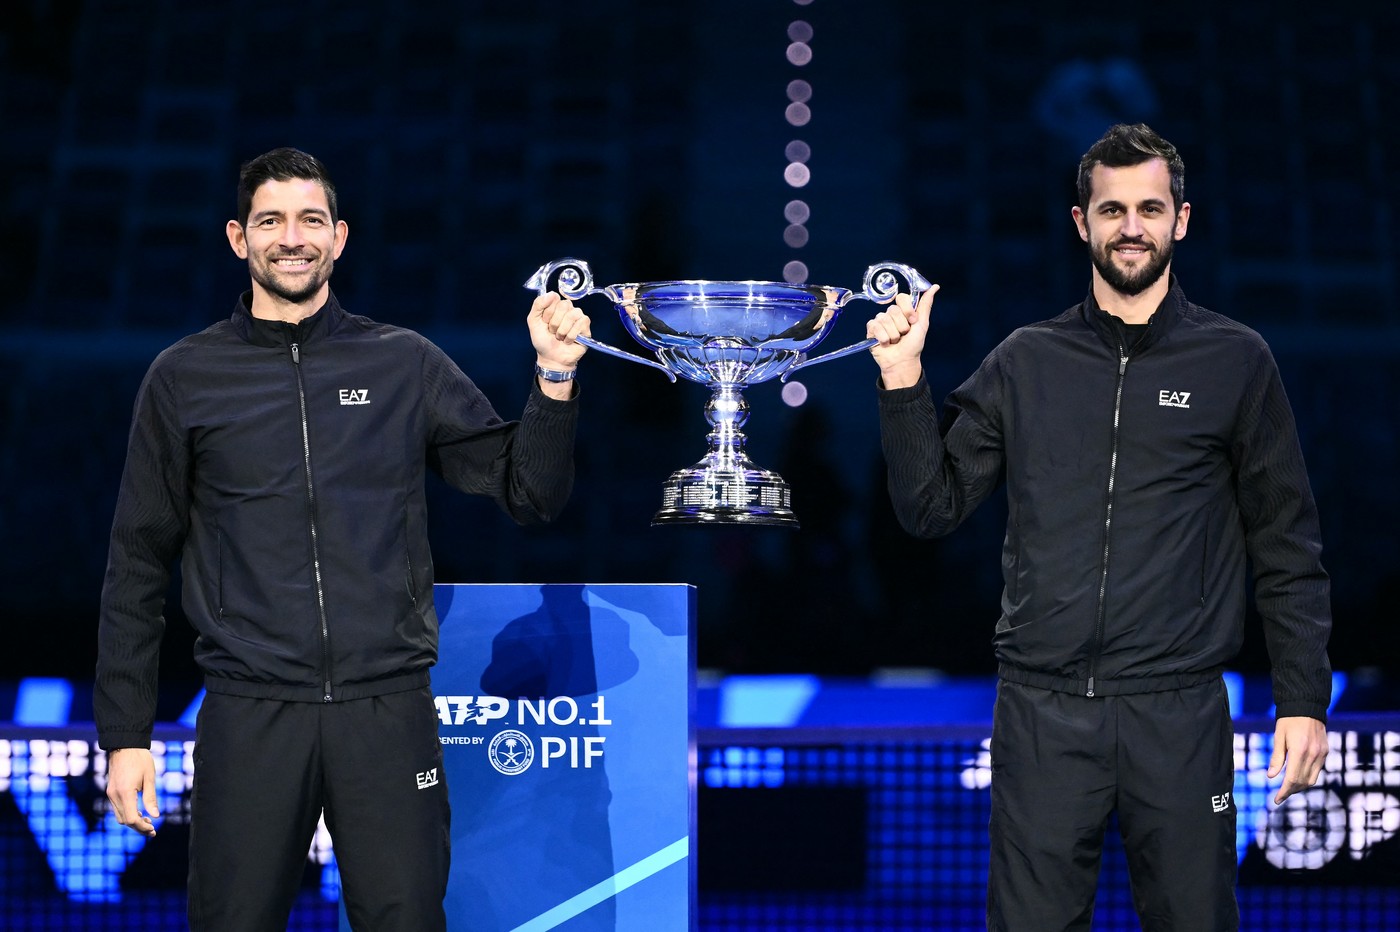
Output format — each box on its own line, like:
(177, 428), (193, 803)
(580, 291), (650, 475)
(422, 342), (578, 525)
(1231, 343), (1333, 722)
(877, 349), (1006, 539)
(95, 359), (191, 750)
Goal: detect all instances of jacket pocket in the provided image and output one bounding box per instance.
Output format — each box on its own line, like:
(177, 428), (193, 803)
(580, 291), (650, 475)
(216, 523), (225, 618)
(403, 507), (419, 610)
(1003, 502), (1022, 606)
(1199, 516), (1209, 608)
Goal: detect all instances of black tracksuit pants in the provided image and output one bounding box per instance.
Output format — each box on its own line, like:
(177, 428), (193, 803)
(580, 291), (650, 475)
(987, 678), (1239, 931)
(187, 687), (450, 931)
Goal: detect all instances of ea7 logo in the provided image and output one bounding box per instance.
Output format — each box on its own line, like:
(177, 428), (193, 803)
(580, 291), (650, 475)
(1158, 390), (1191, 409)
(338, 389), (371, 405)
(416, 768), (439, 790)
(1212, 792), (1231, 813)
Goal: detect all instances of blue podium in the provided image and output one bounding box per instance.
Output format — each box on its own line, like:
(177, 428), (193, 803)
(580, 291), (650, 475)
(353, 583), (697, 931)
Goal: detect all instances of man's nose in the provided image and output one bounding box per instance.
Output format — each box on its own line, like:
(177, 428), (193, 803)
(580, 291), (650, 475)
(278, 222), (306, 247)
(1121, 211), (1145, 236)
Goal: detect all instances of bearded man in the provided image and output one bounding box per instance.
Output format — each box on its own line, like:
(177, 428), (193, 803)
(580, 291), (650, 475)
(865, 123), (1331, 931)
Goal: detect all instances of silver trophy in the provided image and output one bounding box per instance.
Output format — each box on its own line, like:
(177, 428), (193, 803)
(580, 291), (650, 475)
(526, 258), (929, 527)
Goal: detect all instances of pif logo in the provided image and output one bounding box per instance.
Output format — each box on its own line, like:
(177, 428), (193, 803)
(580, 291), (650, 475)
(489, 730), (535, 775)
(338, 389), (371, 405)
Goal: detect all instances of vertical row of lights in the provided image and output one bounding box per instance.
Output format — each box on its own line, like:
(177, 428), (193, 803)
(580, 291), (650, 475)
(782, 1), (814, 285)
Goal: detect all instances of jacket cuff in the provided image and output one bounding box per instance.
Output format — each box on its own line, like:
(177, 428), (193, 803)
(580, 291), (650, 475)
(529, 374), (579, 404)
(98, 730), (153, 752)
(1273, 701), (1328, 725)
(876, 372), (930, 403)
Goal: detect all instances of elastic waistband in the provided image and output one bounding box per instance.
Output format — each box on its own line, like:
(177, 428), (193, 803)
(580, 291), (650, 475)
(997, 663), (1224, 697)
(203, 669), (431, 703)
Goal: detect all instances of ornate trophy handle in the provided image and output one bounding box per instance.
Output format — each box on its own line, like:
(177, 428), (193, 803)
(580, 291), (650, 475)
(780, 261), (931, 382)
(524, 258), (677, 382)
(860, 260), (931, 309)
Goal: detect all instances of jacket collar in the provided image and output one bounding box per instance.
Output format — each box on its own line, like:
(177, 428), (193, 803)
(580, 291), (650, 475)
(230, 289), (344, 348)
(1081, 274), (1186, 353)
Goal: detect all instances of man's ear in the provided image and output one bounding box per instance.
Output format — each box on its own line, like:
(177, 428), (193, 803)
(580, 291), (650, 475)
(332, 220), (348, 260)
(1174, 202), (1191, 242)
(1071, 206), (1089, 243)
(226, 220), (248, 259)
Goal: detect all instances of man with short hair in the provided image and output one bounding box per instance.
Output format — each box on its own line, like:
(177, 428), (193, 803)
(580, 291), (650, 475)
(866, 123), (1331, 929)
(95, 147), (590, 930)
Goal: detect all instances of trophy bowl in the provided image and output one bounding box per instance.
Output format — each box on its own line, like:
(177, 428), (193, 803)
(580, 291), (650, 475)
(526, 258), (929, 527)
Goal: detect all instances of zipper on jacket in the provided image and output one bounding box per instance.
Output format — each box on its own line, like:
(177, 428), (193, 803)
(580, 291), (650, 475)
(1087, 346), (1130, 698)
(291, 342), (335, 701)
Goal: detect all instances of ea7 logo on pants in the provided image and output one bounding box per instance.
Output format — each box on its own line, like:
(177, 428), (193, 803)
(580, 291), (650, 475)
(1158, 390), (1191, 408)
(416, 768), (439, 790)
(1212, 792), (1231, 813)
(339, 389), (371, 405)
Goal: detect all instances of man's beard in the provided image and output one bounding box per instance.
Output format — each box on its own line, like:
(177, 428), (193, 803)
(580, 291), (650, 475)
(249, 251), (333, 304)
(1088, 233), (1174, 297)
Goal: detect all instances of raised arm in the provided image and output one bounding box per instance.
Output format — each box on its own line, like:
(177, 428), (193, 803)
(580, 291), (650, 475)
(870, 287), (1006, 538)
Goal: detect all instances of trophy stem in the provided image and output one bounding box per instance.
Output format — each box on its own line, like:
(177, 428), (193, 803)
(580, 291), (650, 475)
(652, 384), (798, 527)
(705, 384), (749, 471)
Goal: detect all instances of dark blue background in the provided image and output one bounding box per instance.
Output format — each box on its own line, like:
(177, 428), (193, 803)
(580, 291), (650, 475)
(1, 2), (1395, 692)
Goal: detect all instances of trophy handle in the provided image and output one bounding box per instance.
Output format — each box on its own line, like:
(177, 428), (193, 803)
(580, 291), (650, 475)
(780, 337), (878, 381)
(524, 258), (677, 382)
(780, 261), (931, 382)
(860, 260), (931, 309)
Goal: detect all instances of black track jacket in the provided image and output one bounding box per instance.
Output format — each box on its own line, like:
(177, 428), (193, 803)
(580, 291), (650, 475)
(96, 291), (579, 750)
(878, 279), (1332, 720)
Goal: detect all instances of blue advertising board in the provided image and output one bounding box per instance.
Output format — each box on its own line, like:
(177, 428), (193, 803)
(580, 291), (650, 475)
(402, 583), (697, 932)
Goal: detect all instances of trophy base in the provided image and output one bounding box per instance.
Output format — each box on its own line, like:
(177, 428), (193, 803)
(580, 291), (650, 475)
(652, 464), (798, 528)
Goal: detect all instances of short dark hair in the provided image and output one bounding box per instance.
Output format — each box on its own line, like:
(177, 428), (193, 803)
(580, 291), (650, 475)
(236, 147), (338, 227)
(1076, 123), (1185, 213)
